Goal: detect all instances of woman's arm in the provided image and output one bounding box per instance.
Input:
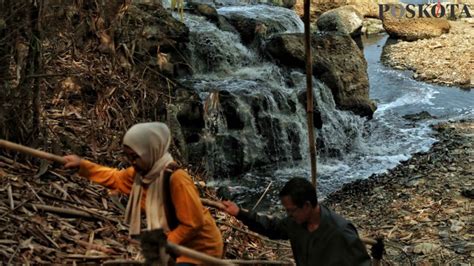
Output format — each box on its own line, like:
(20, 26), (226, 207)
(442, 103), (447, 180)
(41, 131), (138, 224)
(64, 155), (135, 194)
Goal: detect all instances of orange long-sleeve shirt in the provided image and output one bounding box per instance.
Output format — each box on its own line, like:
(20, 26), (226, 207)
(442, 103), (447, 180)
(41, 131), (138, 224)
(78, 160), (223, 264)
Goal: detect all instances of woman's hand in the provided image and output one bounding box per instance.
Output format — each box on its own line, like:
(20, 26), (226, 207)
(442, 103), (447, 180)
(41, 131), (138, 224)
(221, 200), (240, 216)
(63, 155), (82, 169)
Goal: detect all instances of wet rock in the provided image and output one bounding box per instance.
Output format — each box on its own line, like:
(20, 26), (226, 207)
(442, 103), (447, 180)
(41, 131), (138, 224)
(217, 14), (258, 45)
(213, 135), (245, 178)
(216, 15), (239, 34)
(265, 32), (376, 118)
(170, 86), (205, 163)
(174, 87), (205, 146)
(460, 188), (474, 199)
(282, 0), (297, 9)
(187, 2), (219, 22)
(297, 90), (323, 129)
(403, 111), (436, 122)
(317, 5), (363, 36)
(286, 125), (303, 160)
(219, 91), (245, 130)
(218, 7), (299, 46)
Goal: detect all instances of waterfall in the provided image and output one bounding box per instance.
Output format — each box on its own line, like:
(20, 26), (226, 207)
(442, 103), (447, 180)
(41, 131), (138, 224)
(218, 5), (304, 34)
(183, 14), (254, 74)
(179, 7), (370, 178)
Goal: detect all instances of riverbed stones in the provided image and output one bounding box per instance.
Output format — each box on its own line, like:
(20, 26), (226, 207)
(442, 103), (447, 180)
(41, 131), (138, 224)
(325, 120), (474, 264)
(403, 111), (436, 121)
(383, 20), (473, 88)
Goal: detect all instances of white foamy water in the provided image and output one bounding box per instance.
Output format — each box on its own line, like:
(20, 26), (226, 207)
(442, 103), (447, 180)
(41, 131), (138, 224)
(179, 7), (474, 209)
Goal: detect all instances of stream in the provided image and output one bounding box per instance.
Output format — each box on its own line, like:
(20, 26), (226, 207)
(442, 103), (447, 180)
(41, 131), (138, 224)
(176, 6), (474, 211)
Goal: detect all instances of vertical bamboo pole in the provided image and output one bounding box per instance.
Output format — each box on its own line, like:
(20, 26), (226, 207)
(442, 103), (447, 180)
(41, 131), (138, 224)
(304, 0), (317, 188)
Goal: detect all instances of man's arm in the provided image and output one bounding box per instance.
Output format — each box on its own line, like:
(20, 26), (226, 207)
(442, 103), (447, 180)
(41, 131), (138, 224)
(222, 201), (289, 240)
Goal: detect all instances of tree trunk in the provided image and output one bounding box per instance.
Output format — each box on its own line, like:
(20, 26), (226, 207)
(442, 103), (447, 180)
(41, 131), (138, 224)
(0, 0), (45, 147)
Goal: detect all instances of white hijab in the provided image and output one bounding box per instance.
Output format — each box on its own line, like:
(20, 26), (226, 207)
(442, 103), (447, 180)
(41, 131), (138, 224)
(122, 122), (174, 236)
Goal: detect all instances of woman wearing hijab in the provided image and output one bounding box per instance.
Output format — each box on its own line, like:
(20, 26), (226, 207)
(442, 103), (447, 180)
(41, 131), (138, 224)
(63, 122), (223, 265)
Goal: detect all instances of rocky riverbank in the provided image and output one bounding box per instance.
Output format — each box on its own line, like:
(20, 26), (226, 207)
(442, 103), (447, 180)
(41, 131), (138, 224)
(325, 119), (474, 264)
(382, 19), (474, 89)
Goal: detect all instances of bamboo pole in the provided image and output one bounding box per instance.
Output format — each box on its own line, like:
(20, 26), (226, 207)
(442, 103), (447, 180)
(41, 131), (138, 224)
(252, 181), (273, 211)
(0, 139), (66, 164)
(0, 139), (228, 211)
(31, 204), (96, 219)
(104, 259), (292, 265)
(200, 198), (226, 210)
(304, 0), (317, 188)
(166, 242), (235, 265)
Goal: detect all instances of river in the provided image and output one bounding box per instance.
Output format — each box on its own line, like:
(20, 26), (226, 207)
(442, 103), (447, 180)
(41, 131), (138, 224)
(176, 6), (474, 211)
(234, 34), (473, 210)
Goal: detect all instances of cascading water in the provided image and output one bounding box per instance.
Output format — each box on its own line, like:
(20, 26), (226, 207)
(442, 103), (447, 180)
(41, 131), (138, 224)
(217, 5), (305, 34)
(184, 14), (254, 74)
(176, 5), (474, 210)
(179, 9), (375, 179)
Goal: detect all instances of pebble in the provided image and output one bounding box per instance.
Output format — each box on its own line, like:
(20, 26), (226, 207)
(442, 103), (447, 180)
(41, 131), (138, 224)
(438, 230), (449, 238)
(413, 243), (440, 254)
(449, 220), (465, 233)
(448, 167), (457, 172)
(325, 120), (474, 263)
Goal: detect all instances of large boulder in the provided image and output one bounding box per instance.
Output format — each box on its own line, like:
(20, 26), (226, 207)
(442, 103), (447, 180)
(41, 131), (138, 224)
(218, 6), (304, 45)
(187, 2), (219, 22)
(383, 17), (450, 41)
(265, 32), (376, 118)
(282, 0), (297, 9)
(317, 5), (364, 36)
(293, 0), (400, 19)
(362, 18), (384, 35)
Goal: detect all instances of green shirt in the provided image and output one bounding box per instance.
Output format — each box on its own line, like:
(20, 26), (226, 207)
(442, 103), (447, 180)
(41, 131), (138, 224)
(237, 205), (371, 266)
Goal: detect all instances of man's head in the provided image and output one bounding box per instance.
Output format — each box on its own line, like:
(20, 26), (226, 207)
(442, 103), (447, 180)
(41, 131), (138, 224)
(279, 178), (318, 224)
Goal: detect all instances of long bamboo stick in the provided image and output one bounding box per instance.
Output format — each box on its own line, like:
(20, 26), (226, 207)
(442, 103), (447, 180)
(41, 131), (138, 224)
(303, 0), (317, 188)
(0, 139), (66, 164)
(166, 242), (235, 265)
(200, 198), (225, 210)
(1, 140), (378, 257)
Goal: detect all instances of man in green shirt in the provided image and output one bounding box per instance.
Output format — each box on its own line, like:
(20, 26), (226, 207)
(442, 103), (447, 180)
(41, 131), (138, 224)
(222, 177), (371, 266)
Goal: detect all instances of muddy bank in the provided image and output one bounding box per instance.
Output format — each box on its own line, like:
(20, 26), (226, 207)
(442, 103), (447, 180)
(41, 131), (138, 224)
(325, 119), (474, 264)
(382, 20), (474, 89)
